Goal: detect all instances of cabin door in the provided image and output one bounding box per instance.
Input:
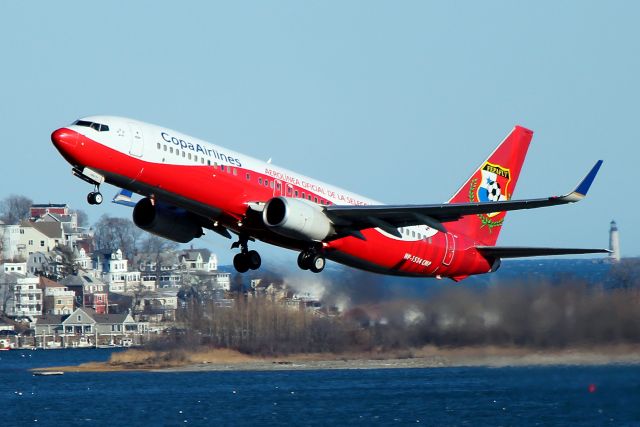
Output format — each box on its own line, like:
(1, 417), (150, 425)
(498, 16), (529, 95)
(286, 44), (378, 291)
(442, 233), (455, 266)
(128, 123), (144, 157)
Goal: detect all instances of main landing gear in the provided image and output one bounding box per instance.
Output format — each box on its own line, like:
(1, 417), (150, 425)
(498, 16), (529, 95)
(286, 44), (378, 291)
(232, 235), (261, 273)
(297, 250), (326, 273)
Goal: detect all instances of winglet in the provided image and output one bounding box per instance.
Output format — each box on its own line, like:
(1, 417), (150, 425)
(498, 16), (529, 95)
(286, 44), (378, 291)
(565, 160), (603, 201)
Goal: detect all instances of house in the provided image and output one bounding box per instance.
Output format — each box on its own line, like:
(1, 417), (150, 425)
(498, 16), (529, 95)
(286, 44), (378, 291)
(39, 277), (75, 315)
(0, 223), (22, 261)
(2, 261), (27, 274)
(17, 220), (64, 258)
(94, 249), (141, 293)
(135, 292), (178, 322)
(60, 275), (109, 314)
(27, 249), (71, 279)
(34, 307), (147, 346)
(0, 275), (42, 320)
(178, 248), (218, 272)
(30, 203), (71, 218)
(135, 251), (181, 289)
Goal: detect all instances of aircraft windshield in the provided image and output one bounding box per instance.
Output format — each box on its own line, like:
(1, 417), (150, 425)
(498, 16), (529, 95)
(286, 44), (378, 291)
(74, 120), (110, 132)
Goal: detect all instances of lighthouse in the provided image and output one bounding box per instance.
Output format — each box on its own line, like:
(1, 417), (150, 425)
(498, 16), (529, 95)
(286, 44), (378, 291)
(609, 220), (621, 262)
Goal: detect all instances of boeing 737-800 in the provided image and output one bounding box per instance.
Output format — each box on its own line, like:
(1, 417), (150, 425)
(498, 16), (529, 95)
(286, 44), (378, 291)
(51, 116), (606, 280)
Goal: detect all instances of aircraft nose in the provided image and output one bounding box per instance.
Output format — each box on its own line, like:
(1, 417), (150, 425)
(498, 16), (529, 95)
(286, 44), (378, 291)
(51, 128), (78, 151)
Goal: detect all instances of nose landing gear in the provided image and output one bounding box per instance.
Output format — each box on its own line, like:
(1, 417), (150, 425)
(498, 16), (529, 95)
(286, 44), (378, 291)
(87, 188), (103, 205)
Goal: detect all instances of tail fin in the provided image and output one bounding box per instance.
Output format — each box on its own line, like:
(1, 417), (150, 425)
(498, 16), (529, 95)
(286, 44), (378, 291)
(446, 126), (533, 246)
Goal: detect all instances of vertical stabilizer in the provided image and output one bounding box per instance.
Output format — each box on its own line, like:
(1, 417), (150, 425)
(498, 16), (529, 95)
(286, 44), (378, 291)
(446, 126), (533, 246)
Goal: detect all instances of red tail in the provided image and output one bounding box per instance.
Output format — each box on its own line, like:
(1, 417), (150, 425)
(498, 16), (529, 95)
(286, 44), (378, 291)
(446, 126), (533, 246)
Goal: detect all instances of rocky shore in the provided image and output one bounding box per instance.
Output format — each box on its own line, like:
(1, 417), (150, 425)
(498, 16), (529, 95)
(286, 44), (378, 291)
(33, 345), (640, 373)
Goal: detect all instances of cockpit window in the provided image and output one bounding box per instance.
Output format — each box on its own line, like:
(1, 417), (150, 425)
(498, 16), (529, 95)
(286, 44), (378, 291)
(74, 120), (109, 132)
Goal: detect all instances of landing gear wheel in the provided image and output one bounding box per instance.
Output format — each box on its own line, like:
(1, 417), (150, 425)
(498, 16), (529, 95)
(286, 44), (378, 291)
(233, 253), (249, 273)
(309, 254), (326, 273)
(297, 252), (311, 270)
(87, 191), (103, 205)
(247, 250), (261, 270)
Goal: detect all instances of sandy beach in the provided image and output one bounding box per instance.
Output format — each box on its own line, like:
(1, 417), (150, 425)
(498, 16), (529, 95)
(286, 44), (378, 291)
(33, 345), (640, 373)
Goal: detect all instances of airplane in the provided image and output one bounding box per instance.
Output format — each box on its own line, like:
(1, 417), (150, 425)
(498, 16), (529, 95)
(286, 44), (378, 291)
(51, 116), (607, 281)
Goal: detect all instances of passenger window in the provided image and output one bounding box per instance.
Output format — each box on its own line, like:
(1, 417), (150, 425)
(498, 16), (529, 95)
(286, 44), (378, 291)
(201, 158), (205, 164)
(157, 143), (161, 149)
(169, 147), (173, 154)
(182, 151), (186, 158)
(287, 187), (292, 195)
(295, 190), (299, 197)
(233, 168), (237, 175)
(246, 173), (251, 180)
(265, 180), (269, 187)
(221, 165), (225, 171)
(194, 155), (198, 162)
(188, 153), (191, 159)
(258, 178), (262, 185)
(314, 197), (318, 203)
(270, 181), (274, 188)
(301, 192), (305, 199)
(307, 195), (312, 200)
(163, 145), (167, 151)
(207, 160), (211, 166)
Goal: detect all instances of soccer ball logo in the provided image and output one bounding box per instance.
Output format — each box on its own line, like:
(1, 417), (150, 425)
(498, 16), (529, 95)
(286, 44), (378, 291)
(486, 179), (502, 202)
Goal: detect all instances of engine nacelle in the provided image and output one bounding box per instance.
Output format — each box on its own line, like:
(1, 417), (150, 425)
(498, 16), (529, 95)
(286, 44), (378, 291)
(133, 198), (203, 243)
(263, 197), (334, 241)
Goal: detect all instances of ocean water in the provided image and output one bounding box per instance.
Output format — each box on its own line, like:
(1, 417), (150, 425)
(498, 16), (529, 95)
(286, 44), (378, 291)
(1, 349), (639, 426)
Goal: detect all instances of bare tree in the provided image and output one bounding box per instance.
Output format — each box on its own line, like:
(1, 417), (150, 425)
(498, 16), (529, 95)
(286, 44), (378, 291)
(139, 235), (179, 288)
(0, 195), (32, 224)
(93, 214), (142, 259)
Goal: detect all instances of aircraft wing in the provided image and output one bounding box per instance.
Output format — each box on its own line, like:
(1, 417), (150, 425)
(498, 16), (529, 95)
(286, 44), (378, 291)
(476, 246), (609, 258)
(324, 161), (602, 237)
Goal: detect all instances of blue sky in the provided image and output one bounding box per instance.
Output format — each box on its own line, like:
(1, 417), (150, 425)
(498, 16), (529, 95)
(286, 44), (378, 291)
(1, 1), (636, 265)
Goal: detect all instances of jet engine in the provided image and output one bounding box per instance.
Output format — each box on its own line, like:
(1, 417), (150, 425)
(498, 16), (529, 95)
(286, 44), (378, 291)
(263, 197), (334, 241)
(133, 198), (203, 243)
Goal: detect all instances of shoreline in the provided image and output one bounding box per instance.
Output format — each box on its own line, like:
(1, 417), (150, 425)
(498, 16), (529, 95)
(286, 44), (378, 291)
(32, 345), (640, 373)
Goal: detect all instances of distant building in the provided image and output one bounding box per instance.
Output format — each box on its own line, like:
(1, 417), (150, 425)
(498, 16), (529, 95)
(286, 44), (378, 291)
(609, 220), (621, 262)
(39, 277), (75, 315)
(2, 261), (27, 275)
(30, 204), (70, 218)
(60, 275), (109, 314)
(3, 276), (42, 320)
(0, 224), (22, 261)
(17, 220), (64, 258)
(34, 307), (148, 347)
(93, 249), (141, 293)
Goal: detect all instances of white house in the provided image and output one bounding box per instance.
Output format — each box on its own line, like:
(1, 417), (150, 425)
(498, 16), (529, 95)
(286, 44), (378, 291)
(94, 249), (141, 293)
(0, 224), (22, 261)
(17, 221), (64, 258)
(3, 276), (42, 320)
(2, 261), (27, 275)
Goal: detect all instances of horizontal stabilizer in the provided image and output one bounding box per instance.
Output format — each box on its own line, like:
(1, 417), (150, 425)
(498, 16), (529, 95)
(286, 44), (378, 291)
(477, 246), (610, 259)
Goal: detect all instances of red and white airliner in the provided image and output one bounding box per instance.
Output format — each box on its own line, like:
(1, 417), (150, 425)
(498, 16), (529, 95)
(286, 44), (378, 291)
(51, 116), (606, 280)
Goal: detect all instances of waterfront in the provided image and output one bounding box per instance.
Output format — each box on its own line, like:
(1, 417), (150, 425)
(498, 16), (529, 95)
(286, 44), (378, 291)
(1, 349), (640, 426)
